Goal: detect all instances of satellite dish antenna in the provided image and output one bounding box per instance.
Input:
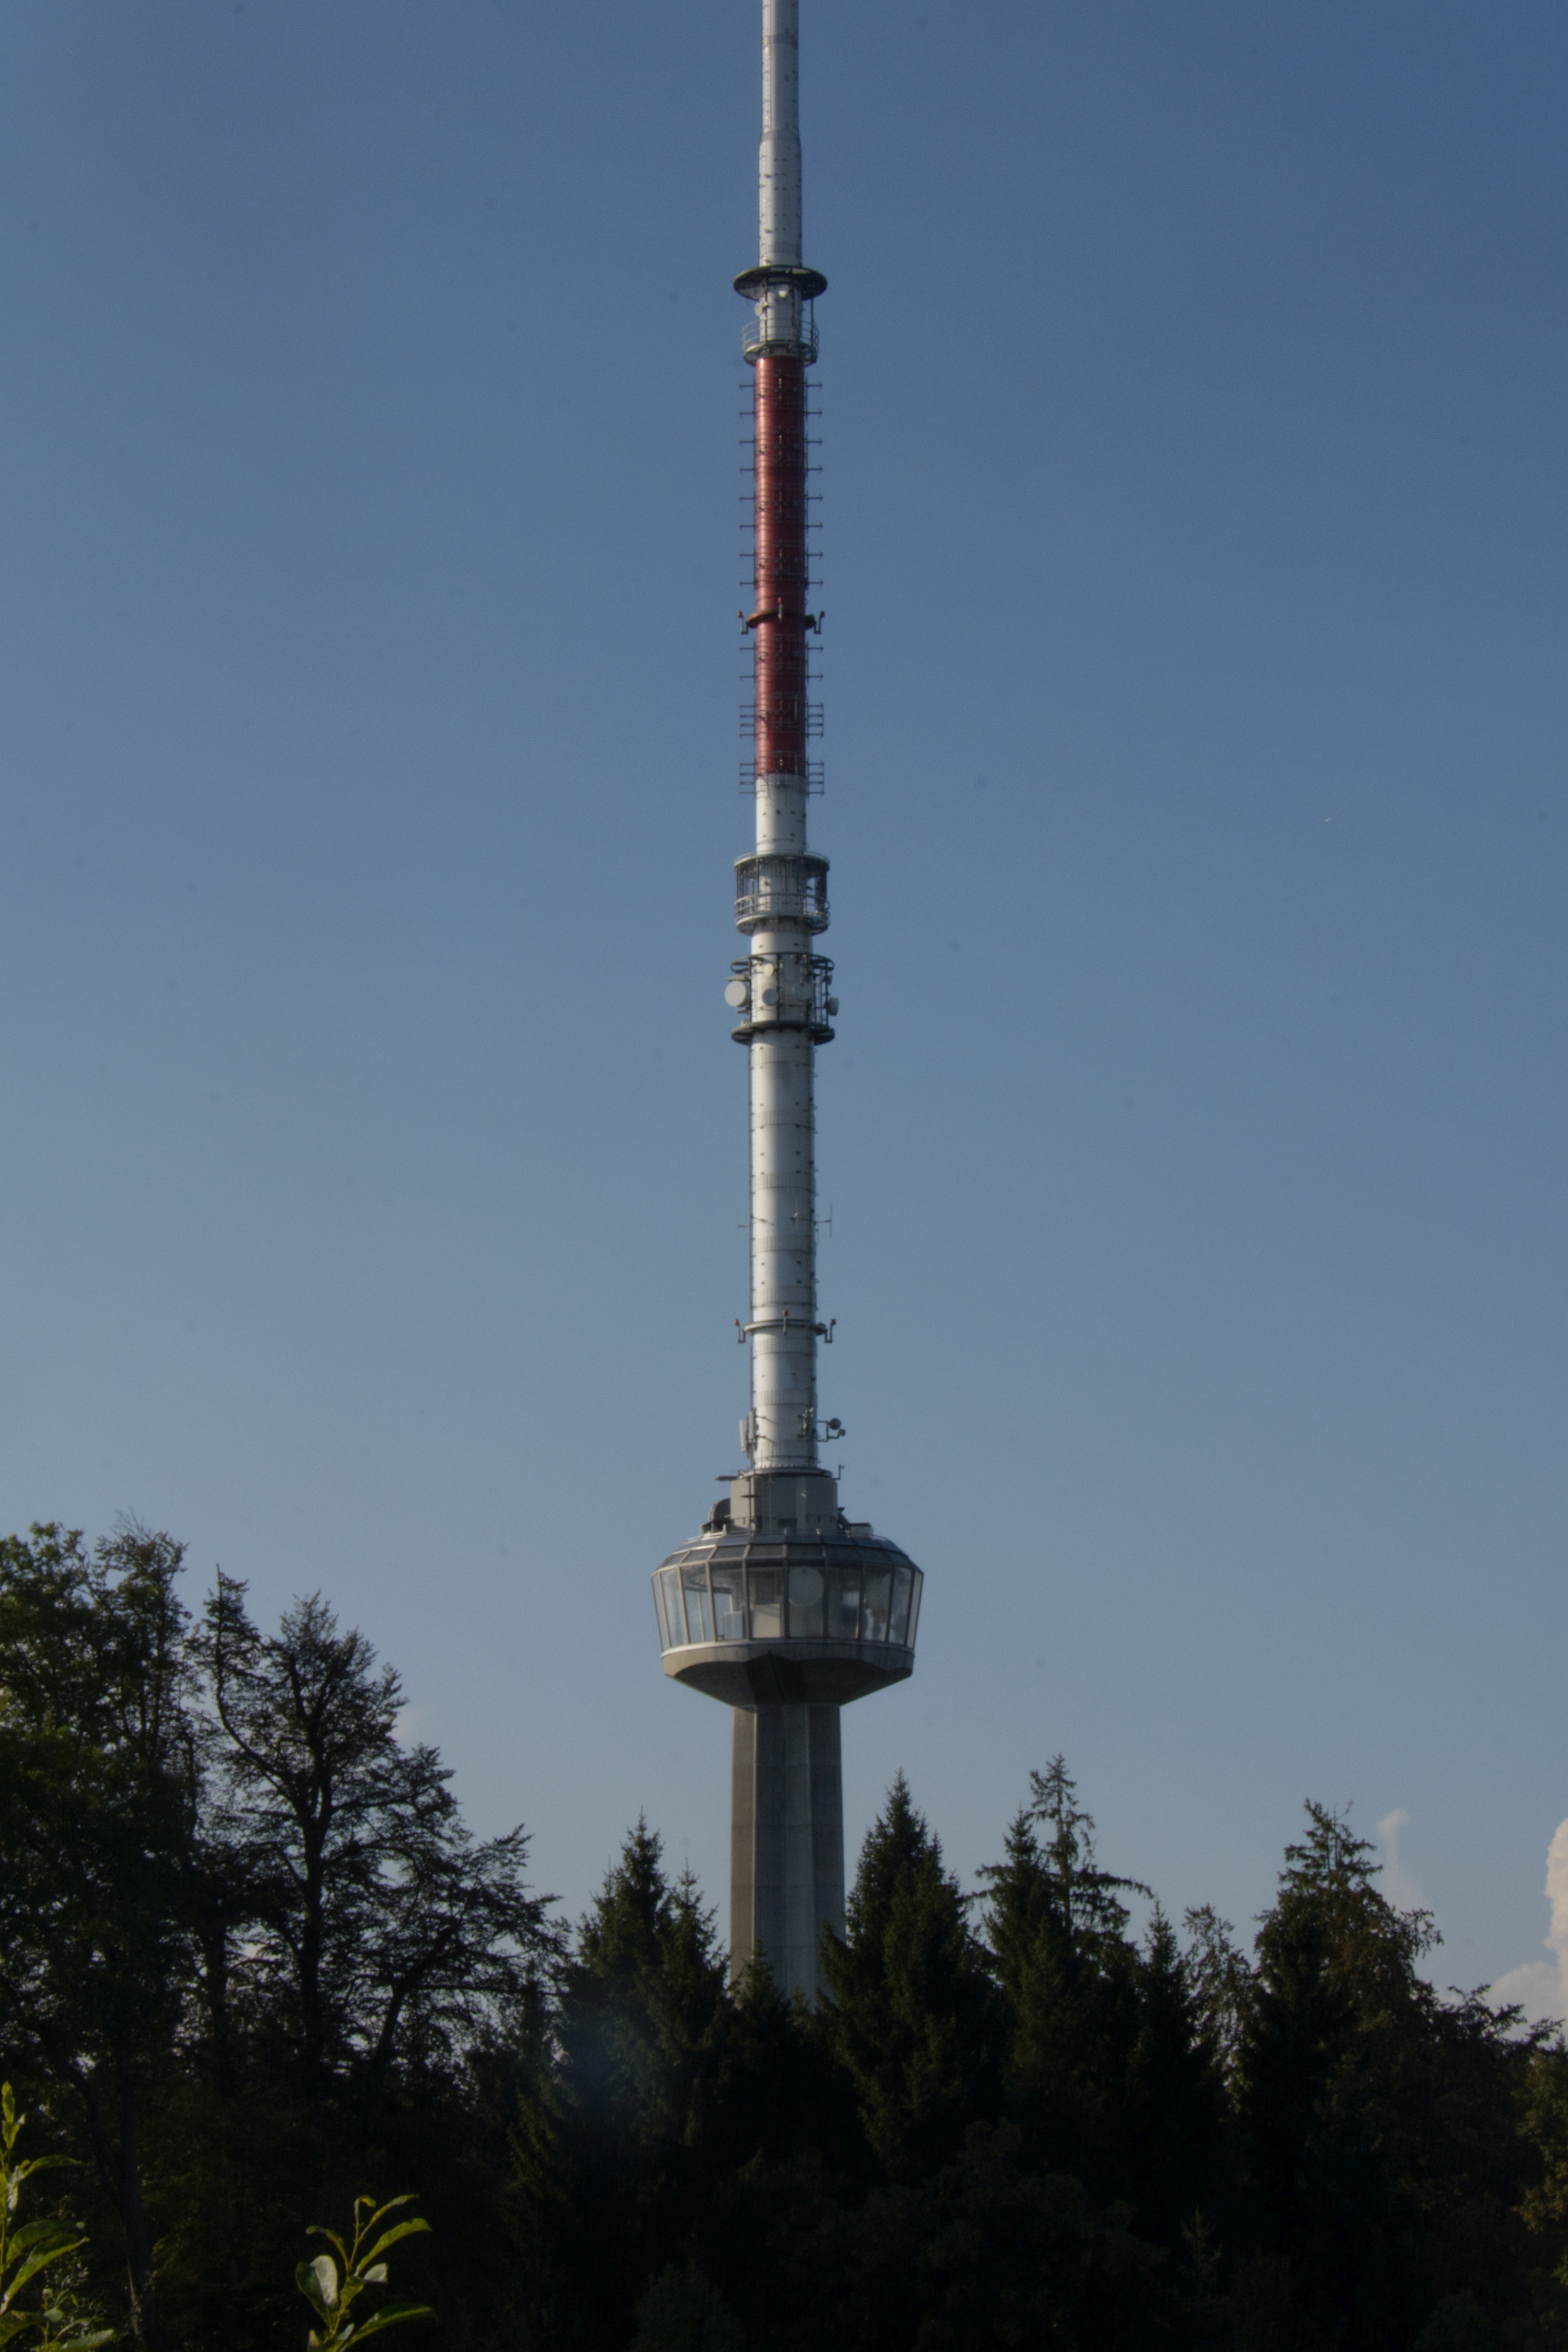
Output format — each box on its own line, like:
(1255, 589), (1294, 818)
(724, 978), (748, 1008)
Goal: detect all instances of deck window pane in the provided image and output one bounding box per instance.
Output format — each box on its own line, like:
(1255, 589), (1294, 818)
(828, 1567), (862, 1642)
(711, 1561), (746, 1642)
(788, 1563), (824, 1638)
(750, 1566), (784, 1639)
(860, 1566), (891, 1643)
(683, 1563), (714, 1645)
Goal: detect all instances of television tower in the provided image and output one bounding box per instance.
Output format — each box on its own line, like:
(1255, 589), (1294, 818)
(650, 0), (923, 1999)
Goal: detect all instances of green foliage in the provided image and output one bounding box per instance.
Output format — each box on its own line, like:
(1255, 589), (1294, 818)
(4, 1515), (1564, 2352)
(821, 1775), (1001, 2181)
(293, 2196), (432, 2352)
(0, 1525), (558, 2352)
(1119, 1907), (1229, 2243)
(628, 2263), (740, 2352)
(1181, 1903), (1252, 2077)
(513, 1823), (743, 2347)
(564, 1819), (731, 2160)
(0, 2085), (111, 2352)
(0, 1524), (197, 2348)
(196, 1574), (560, 2097)
(979, 1758), (1161, 2202)
(1235, 1803), (1544, 2351)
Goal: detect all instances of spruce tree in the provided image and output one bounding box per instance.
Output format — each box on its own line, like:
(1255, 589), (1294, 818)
(1110, 1908), (1226, 2246)
(526, 1824), (734, 2351)
(820, 1776), (999, 2182)
(979, 1758), (1148, 2194)
(564, 1819), (731, 2166)
(1237, 1802), (1543, 2351)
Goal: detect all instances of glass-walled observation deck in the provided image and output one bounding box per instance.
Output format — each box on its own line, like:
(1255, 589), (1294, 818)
(653, 1529), (922, 1710)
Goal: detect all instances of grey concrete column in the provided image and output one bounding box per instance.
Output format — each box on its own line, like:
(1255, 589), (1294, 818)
(730, 1701), (844, 1997)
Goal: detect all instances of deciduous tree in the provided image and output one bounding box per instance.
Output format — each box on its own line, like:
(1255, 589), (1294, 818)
(0, 1525), (197, 2351)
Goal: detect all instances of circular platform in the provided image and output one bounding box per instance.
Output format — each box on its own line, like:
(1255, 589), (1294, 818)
(652, 1528), (922, 1708)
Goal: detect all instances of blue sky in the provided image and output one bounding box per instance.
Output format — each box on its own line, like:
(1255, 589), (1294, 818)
(1, 0), (1563, 1996)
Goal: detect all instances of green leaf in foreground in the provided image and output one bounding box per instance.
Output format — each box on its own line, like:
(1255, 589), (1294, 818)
(295, 2197), (433, 2352)
(0, 2087), (112, 2352)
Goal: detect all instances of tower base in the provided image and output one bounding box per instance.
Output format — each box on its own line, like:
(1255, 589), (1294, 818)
(730, 1701), (844, 1997)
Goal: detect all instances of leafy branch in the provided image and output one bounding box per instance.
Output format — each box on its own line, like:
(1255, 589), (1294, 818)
(0, 2085), (112, 2352)
(295, 2196), (433, 2352)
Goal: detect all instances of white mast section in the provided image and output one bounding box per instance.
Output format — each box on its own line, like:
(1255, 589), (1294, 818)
(757, 0), (804, 359)
(760, 0), (801, 264)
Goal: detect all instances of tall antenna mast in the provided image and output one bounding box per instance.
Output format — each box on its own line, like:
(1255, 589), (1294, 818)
(650, 0), (923, 1999)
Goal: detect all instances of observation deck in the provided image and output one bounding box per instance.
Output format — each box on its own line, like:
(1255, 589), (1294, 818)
(653, 1526), (921, 1709)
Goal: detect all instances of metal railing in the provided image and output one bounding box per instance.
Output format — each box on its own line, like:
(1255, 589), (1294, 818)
(742, 299), (818, 364)
(727, 952), (836, 1041)
(734, 851), (830, 933)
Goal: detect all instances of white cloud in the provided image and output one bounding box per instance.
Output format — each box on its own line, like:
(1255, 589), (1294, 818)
(1489, 1818), (1568, 2027)
(1377, 1808), (1424, 1914)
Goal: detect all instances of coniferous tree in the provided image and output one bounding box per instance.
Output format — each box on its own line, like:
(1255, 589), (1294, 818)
(720, 1954), (849, 2170)
(514, 1823), (735, 2350)
(1236, 1802), (1545, 2352)
(1181, 1903), (1252, 2080)
(979, 1758), (1149, 2195)
(563, 1820), (730, 2170)
(1119, 1907), (1228, 2247)
(1517, 2042), (1568, 2341)
(820, 1775), (1001, 2182)
(629, 2261), (741, 2352)
(778, 2120), (1183, 2352)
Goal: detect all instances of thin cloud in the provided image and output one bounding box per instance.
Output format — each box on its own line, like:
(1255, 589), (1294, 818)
(1489, 1818), (1568, 2027)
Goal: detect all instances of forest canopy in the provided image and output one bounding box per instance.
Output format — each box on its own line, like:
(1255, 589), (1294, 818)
(1, 1521), (1565, 2352)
